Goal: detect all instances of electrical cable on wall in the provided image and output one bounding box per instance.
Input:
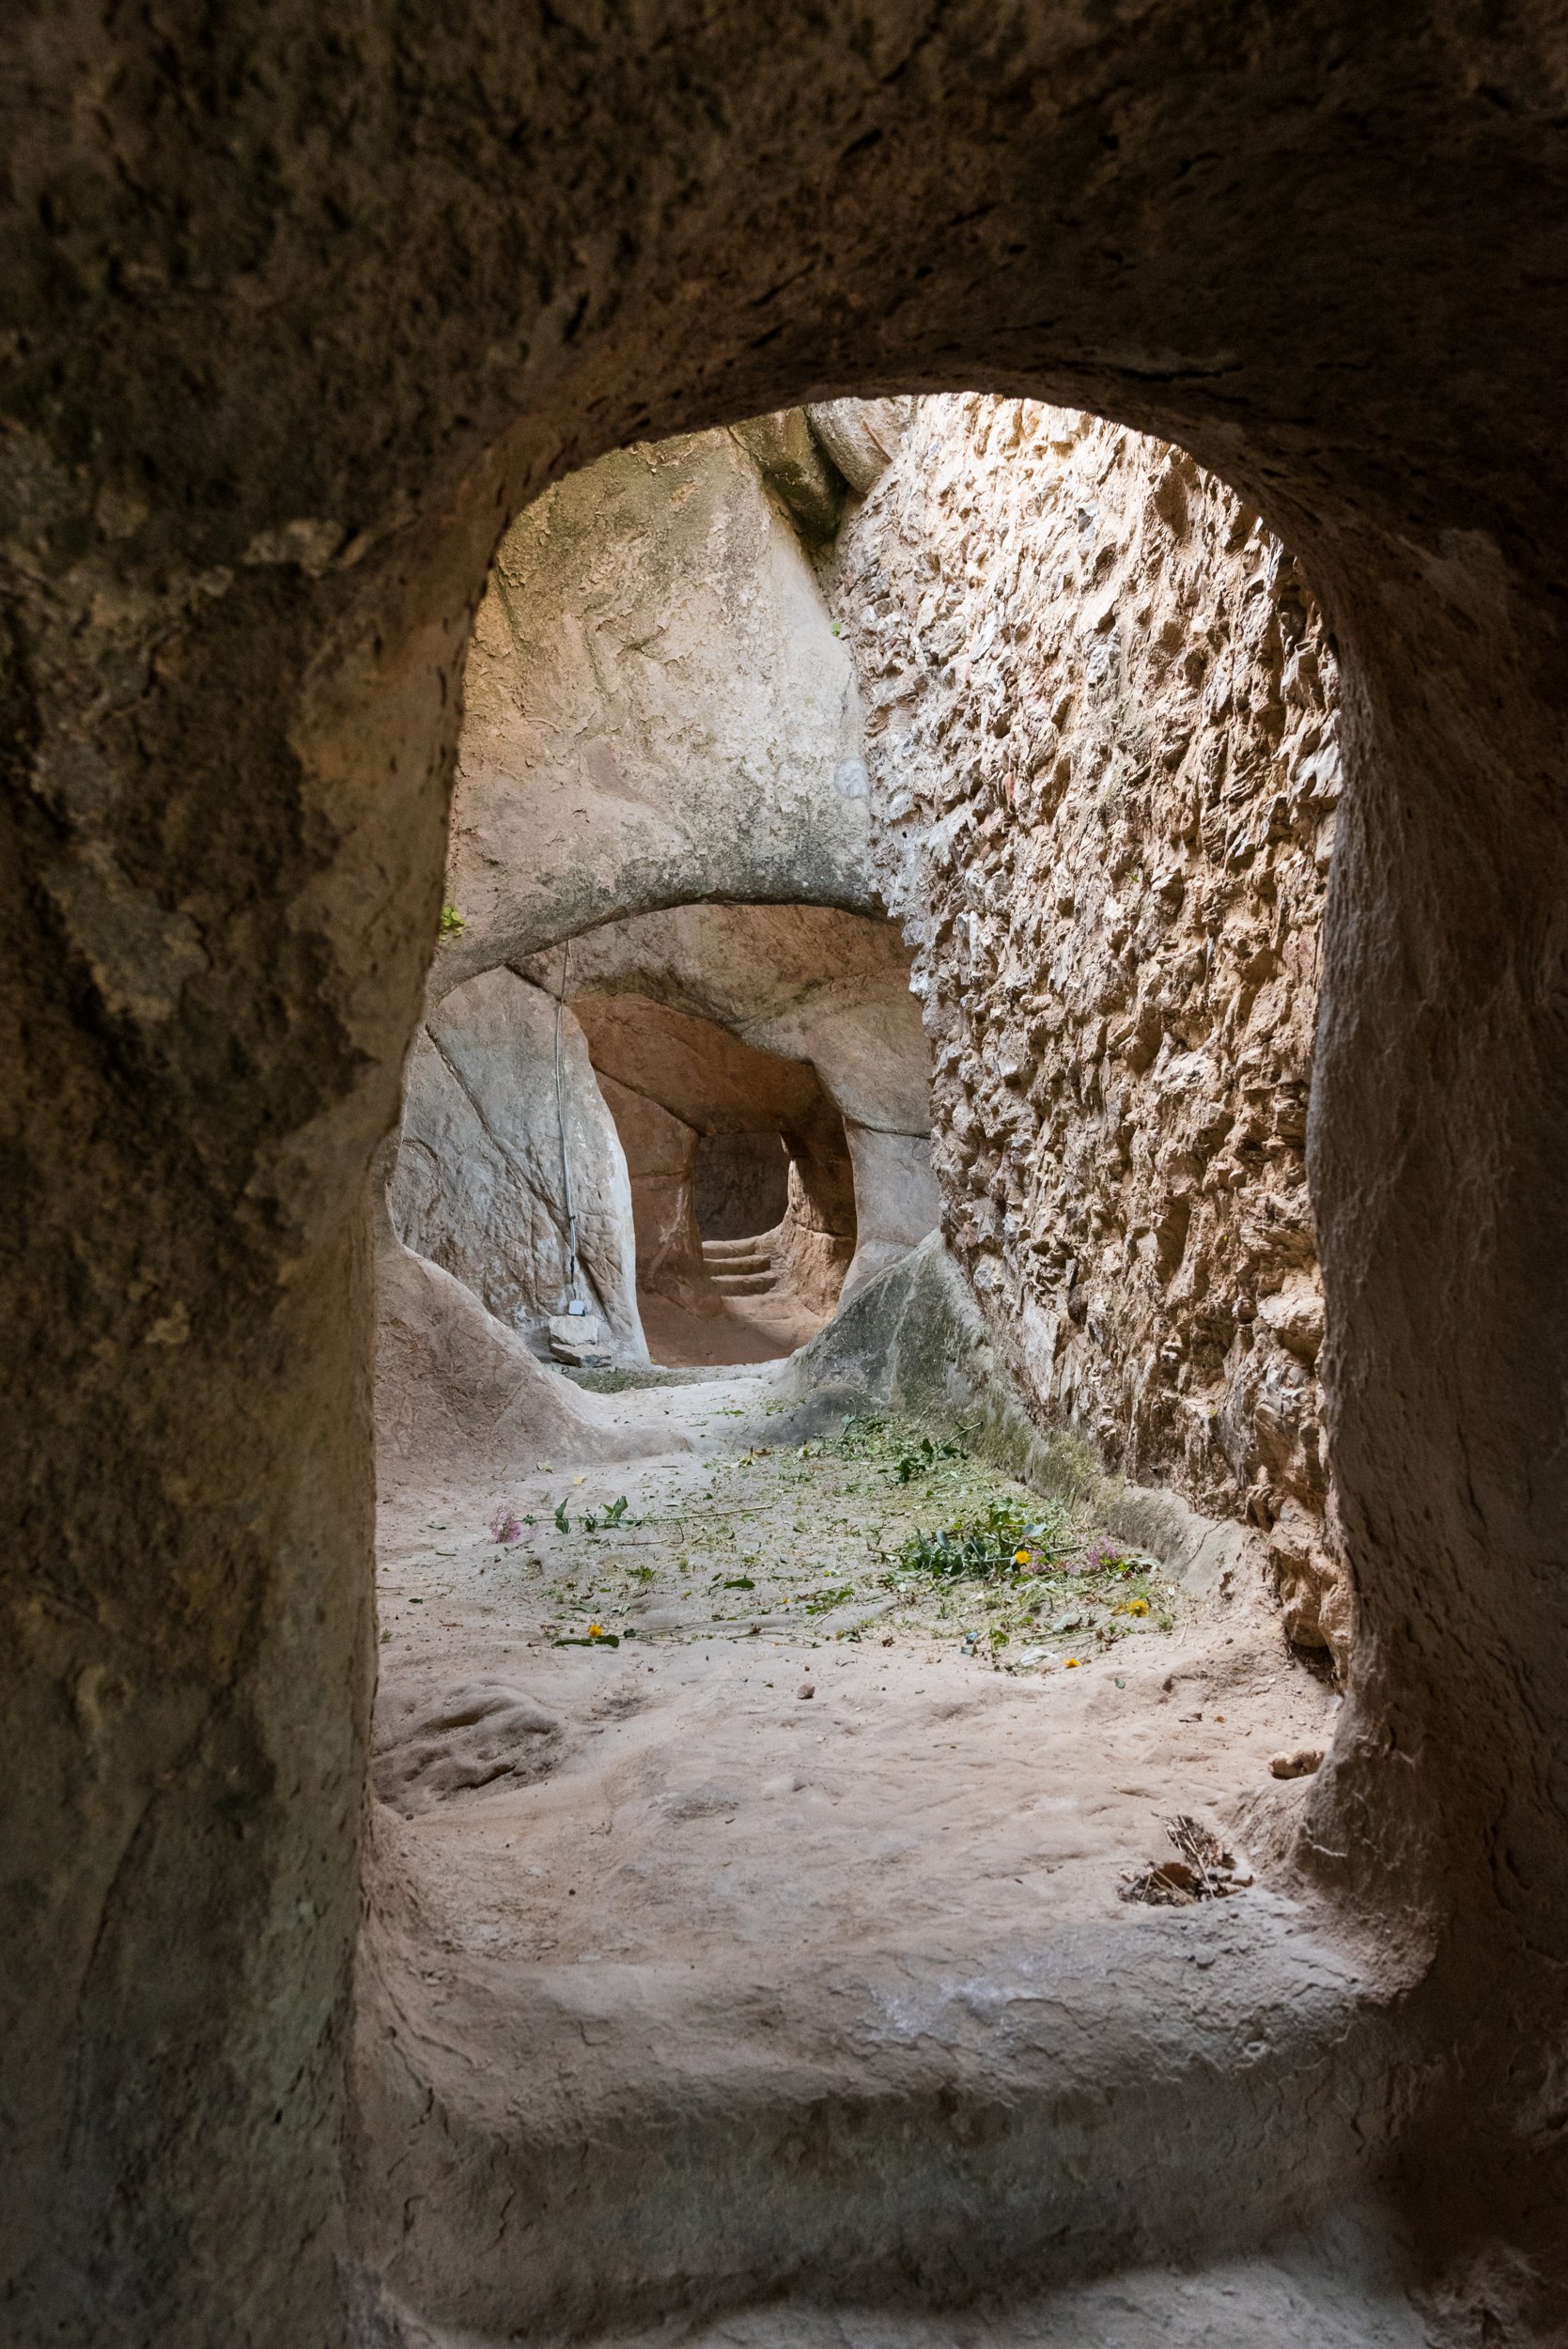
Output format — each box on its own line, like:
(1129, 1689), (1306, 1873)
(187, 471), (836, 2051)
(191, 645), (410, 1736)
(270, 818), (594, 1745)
(552, 938), (585, 1315)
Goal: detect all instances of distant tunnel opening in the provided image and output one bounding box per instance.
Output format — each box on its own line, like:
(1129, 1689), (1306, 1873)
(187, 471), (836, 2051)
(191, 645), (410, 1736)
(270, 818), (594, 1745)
(691, 1131), (789, 1242)
(385, 898), (937, 1381)
(577, 989), (859, 1369)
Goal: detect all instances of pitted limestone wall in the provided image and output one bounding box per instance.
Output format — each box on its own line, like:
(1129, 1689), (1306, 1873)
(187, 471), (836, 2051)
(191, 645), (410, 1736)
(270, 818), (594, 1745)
(829, 398), (1347, 1664)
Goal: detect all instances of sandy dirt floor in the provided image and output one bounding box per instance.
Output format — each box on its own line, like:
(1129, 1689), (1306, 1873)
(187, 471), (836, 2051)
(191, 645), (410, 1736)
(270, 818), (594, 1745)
(362, 1367), (1420, 2348)
(373, 1369), (1339, 1968)
(638, 1287), (828, 1369)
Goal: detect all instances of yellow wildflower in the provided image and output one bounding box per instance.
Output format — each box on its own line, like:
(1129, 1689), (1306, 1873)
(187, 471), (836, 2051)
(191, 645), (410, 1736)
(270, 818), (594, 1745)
(587, 1622), (603, 1638)
(1064, 1657), (1080, 1669)
(1014, 1548), (1031, 1566)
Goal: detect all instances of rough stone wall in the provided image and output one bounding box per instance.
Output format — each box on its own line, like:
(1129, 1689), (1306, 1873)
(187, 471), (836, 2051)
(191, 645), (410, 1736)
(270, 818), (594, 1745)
(830, 398), (1348, 1663)
(692, 1130), (790, 1239)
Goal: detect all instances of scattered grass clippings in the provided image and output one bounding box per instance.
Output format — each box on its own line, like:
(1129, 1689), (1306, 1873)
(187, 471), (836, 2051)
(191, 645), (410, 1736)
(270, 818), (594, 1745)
(605, 1416), (1177, 1663)
(461, 1413), (1187, 1669)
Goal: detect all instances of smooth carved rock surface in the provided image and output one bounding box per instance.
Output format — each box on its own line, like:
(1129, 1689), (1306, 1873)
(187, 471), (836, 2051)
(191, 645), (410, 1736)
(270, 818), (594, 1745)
(570, 987), (845, 1145)
(805, 397), (912, 496)
(571, 988), (858, 1322)
(840, 1125), (948, 1299)
(435, 430), (875, 997)
(392, 967), (646, 1361)
(524, 899), (940, 1299)
(525, 899), (933, 1136)
(374, 1241), (675, 1498)
(593, 1071), (713, 1315)
(831, 398), (1347, 1665)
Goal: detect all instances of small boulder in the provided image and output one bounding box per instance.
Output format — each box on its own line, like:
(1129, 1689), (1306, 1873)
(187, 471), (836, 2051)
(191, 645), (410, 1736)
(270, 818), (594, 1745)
(549, 1312), (613, 1367)
(1269, 1745), (1325, 1780)
(372, 1681), (562, 1815)
(804, 397), (912, 495)
(1255, 1275), (1325, 1361)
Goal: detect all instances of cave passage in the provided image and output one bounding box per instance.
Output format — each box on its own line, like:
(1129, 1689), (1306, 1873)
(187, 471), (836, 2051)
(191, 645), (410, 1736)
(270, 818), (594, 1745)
(578, 989), (860, 1368)
(384, 945), (883, 1373)
(16, 13), (1568, 2342)
(359, 396), (1381, 2346)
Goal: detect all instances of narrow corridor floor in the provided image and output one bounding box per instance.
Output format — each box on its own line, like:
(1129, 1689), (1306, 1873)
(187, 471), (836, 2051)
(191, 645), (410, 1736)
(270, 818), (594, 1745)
(372, 1368), (1338, 1968)
(362, 1370), (1404, 2348)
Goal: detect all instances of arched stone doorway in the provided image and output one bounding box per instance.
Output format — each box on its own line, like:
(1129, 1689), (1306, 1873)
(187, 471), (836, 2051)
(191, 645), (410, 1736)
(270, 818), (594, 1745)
(7, 14), (1568, 2343)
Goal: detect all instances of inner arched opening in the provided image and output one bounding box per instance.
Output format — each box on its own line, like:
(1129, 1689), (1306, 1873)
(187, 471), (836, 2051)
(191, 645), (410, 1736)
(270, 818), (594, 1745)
(363, 391), (1375, 2342)
(567, 988), (855, 1366)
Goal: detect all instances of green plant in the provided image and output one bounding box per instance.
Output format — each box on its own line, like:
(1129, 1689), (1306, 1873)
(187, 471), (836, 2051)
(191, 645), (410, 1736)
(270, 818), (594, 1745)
(835, 1414), (965, 1478)
(893, 1433), (962, 1484)
(806, 1583), (856, 1614)
(439, 901), (465, 937)
(898, 1495), (1076, 1581)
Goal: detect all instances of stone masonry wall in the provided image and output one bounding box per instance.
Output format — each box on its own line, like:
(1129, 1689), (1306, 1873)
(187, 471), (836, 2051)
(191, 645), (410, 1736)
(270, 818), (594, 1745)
(827, 397), (1349, 1665)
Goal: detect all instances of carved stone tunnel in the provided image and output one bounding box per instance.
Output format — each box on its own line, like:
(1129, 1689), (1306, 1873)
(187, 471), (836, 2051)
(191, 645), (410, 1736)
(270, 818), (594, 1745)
(6, 13), (1568, 2349)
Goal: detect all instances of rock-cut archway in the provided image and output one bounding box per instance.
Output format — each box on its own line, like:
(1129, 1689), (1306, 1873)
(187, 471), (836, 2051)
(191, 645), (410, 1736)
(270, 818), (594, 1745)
(383, 896), (939, 1378)
(379, 421), (940, 1399)
(7, 13), (1568, 2347)
(572, 987), (858, 1363)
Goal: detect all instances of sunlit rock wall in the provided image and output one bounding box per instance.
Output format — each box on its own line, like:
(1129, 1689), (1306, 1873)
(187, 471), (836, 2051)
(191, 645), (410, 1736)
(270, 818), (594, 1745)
(390, 968), (646, 1362)
(434, 428), (877, 995)
(829, 397), (1347, 1663)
